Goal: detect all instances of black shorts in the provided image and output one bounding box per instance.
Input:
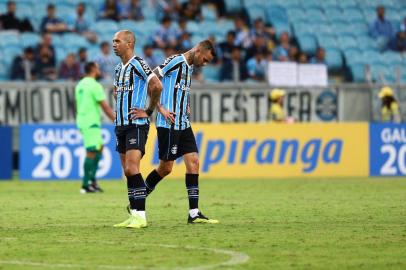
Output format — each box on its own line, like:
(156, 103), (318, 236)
(157, 127), (198, 161)
(115, 124), (149, 155)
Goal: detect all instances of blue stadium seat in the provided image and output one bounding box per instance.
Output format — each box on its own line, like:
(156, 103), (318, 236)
(0, 62), (8, 80)
(317, 35), (339, 50)
(143, 6), (157, 21)
(337, 34), (358, 50)
(363, 50), (383, 65)
(186, 21), (200, 33)
(246, 5), (266, 22)
(338, 0), (358, 10)
(133, 20), (159, 37)
(119, 20), (138, 32)
(343, 8), (364, 23)
(63, 33), (89, 51)
(287, 8), (307, 23)
(381, 52), (403, 66)
(344, 49), (364, 65)
(0, 33), (20, 47)
(202, 64), (220, 82)
(87, 46), (100, 61)
(215, 19), (235, 36)
(305, 8), (327, 22)
(350, 64), (365, 82)
(371, 64), (390, 83)
(20, 33), (41, 48)
(2, 46), (22, 66)
(351, 22), (369, 35)
(266, 5), (288, 25)
(293, 21), (312, 35)
(50, 34), (64, 48)
(15, 2), (33, 19)
(202, 5), (217, 21)
(152, 49), (165, 63)
(55, 47), (68, 64)
(273, 22), (291, 36)
(325, 9), (344, 22)
(325, 48), (343, 70)
(297, 34), (317, 54)
(356, 35), (379, 50)
(91, 20), (118, 35)
(224, 0), (243, 13)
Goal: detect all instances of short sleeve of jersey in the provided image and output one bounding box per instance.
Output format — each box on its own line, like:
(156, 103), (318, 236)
(93, 82), (106, 102)
(157, 55), (182, 77)
(134, 57), (155, 83)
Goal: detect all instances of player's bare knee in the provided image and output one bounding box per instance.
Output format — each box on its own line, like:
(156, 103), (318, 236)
(158, 164), (172, 176)
(188, 157), (199, 173)
(124, 164), (140, 176)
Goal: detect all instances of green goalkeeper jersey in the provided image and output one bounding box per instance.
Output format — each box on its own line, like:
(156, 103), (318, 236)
(75, 77), (106, 129)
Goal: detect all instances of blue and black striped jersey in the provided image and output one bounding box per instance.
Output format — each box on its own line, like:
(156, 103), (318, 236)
(114, 55), (154, 126)
(156, 54), (193, 130)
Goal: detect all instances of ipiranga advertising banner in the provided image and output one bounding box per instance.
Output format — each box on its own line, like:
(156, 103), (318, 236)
(18, 123), (406, 179)
(143, 123), (369, 178)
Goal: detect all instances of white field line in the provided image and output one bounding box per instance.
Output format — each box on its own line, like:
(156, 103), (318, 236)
(0, 242), (250, 270)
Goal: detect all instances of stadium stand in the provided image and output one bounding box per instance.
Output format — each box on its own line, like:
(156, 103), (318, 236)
(0, 0), (404, 83)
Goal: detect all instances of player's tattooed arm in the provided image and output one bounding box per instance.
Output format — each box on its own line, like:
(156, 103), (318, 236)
(129, 76), (162, 119)
(146, 75), (163, 112)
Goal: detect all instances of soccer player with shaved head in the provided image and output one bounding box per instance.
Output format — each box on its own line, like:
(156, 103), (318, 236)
(111, 30), (162, 229)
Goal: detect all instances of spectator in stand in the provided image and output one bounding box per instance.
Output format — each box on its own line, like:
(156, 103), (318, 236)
(35, 33), (56, 66)
(249, 18), (276, 50)
(98, 0), (124, 21)
(202, 0), (225, 18)
(246, 50), (267, 82)
(298, 52), (308, 63)
(273, 32), (291, 62)
(400, 17), (406, 32)
(388, 31), (406, 52)
(94, 41), (116, 81)
(154, 0), (181, 21)
(177, 32), (193, 52)
(176, 18), (189, 38)
(34, 46), (57, 81)
(59, 53), (81, 81)
(288, 46), (299, 62)
(246, 34), (268, 61)
(181, 0), (203, 22)
(10, 47), (36, 80)
(0, 1), (33, 32)
(219, 31), (237, 62)
(40, 4), (69, 34)
(152, 16), (178, 49)
(163, 45), (177, 58)
(142, 45), (160, 69)
(310, 47), (326, 64)
(234, 17), (251, 49)
(369, 6), (394, 48)
(123, 0), (144, 21)
(220, 46), (247, 82)
(68, 2), (97, 43)
(77, 47), (88, 76)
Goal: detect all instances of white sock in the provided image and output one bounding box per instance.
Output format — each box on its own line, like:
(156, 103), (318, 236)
(130, 209), (146, 219)
(189, 208), (199, 218)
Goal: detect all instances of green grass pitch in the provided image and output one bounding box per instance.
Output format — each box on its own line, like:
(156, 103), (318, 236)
(1, 177), (405, 270)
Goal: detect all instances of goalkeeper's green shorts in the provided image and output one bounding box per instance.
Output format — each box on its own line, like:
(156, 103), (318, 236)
(80, 126), (103, 151)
